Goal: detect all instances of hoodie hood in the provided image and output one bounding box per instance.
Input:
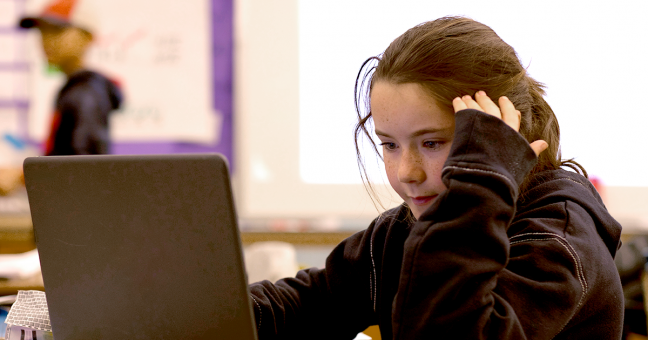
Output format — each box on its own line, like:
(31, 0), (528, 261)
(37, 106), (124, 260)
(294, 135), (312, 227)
(519, 169), (622, 257)
(62, 70), (123, 112)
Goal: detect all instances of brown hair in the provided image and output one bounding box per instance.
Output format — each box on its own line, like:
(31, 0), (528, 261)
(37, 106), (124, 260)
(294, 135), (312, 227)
(354, 16), (586, 209)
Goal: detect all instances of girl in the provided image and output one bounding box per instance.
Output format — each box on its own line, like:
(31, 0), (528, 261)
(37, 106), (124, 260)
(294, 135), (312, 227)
(249, 16), (624, 339)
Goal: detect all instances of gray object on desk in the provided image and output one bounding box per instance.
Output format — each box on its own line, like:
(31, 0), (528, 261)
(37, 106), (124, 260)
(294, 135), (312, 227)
(23, 154), (258, 340)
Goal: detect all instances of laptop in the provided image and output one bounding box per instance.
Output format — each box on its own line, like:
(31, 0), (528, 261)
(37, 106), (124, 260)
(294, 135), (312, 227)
(23, 153), (258, 340)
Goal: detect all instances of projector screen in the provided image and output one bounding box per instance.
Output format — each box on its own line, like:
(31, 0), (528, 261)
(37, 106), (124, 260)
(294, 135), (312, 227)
(235, 0), (648, 225)
(299, 0), (648, 186)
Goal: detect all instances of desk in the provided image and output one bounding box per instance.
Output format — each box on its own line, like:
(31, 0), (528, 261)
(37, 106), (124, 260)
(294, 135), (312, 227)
(0, 215), (40, 295)
(0, 214), (357, 295)
(0, 214), (355, 248)
(0, 214), (380, 338)
(0, 273), (43, 296)
(0, 215), (34, 254)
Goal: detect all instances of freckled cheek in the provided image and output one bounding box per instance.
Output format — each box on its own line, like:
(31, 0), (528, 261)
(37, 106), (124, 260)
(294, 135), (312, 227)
(383, 157), (397, 182)
(427, 161), (446, 189)
(427, 149), (451, 191)
(383, 157), (404, 193)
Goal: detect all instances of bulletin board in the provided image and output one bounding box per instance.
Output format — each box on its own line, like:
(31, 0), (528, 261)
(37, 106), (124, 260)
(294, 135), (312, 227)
(1, 0), (233, 164)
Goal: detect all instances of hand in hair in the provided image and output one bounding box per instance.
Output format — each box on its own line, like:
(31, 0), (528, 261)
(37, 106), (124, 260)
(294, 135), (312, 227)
(452, 91), (548, 156)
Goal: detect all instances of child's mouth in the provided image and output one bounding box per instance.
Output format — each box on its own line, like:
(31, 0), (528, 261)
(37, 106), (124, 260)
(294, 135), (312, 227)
(411, 195), (437, 206)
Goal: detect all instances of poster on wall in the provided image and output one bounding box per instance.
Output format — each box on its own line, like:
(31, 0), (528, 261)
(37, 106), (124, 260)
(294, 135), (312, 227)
(24, 0), (216, 142)
(13, 0), (232, 160)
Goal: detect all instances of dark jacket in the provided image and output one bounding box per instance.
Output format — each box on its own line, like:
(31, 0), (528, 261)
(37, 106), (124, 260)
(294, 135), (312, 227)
(45, 70), (122, 156)
(249, 109), (624, 339)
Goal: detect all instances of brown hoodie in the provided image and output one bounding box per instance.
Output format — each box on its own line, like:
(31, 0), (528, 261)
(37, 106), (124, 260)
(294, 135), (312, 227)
(250, 109), (624, 340)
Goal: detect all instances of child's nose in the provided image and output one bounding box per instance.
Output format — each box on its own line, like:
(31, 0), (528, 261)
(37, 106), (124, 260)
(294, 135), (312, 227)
(397, 149), (426, 184)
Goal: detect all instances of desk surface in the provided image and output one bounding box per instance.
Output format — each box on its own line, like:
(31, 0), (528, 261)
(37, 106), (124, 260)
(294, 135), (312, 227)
(0, 214), (355, 295)
(0, 214), (356, 246)
(0, 215), (34, 255)
(0, 272), (43, 296)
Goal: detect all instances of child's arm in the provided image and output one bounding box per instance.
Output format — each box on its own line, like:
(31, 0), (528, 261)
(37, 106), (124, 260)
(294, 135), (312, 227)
(391, 104), (581, 339)
(248, 220), (383, 339)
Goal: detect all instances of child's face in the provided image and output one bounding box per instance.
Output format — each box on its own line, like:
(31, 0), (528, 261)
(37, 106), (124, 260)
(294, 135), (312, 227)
(38, 23), (89, 67)
(371, 81), (455, 219)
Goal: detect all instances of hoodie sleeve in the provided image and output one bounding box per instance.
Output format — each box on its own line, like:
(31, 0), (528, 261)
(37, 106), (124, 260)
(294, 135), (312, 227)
(391, 109), (587, 339)
(61, 86), (106, 154)
(57, 74), (119, 155)
(248, 224), (379, 340)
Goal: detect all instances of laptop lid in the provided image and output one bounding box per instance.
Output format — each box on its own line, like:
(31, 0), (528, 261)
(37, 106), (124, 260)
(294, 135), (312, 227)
(24, 153), (258, 340)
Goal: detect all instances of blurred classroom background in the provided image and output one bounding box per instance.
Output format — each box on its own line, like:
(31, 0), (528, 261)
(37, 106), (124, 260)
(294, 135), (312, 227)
(0, 0), (648, 338)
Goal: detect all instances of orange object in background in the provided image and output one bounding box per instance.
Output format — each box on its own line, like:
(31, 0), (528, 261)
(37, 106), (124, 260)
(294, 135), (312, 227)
(589, 176), (606, 204)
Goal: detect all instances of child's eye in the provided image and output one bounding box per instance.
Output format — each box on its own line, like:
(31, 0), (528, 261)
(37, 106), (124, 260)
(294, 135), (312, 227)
(423, 141), (444, 150)
(379, 142), (397, 151)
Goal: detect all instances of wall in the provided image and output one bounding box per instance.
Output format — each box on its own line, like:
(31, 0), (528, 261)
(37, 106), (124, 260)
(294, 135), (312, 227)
(1, 0), (646, 229)
(232, 0), (648, 229)
(233, 0), (399, 222)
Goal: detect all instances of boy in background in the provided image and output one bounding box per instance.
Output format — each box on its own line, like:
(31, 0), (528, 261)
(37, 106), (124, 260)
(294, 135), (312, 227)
(19, 0), (122, 155)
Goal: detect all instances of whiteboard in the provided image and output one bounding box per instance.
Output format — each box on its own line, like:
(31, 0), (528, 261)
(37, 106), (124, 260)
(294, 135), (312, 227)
(23, 0), (217, 144)
(234, 0), (648, 224)
(299, 0), (648, 187)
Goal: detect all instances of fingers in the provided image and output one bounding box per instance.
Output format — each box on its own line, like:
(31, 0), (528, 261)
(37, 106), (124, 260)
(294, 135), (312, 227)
(474, 91), (501, 119)
(530, 140), (548, 157)
(453, 91), (521, 133)
(453, 93), (494, 114)
(462, 94), (484, 112)
(452, 97), (467, 113)
(454, 91), (501, 119)
(498, 96), (521, 132)
(454, 91), (542, 156)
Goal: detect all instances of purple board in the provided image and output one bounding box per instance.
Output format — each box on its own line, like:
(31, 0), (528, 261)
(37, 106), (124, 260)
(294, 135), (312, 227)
(1, 0), (233, 169)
